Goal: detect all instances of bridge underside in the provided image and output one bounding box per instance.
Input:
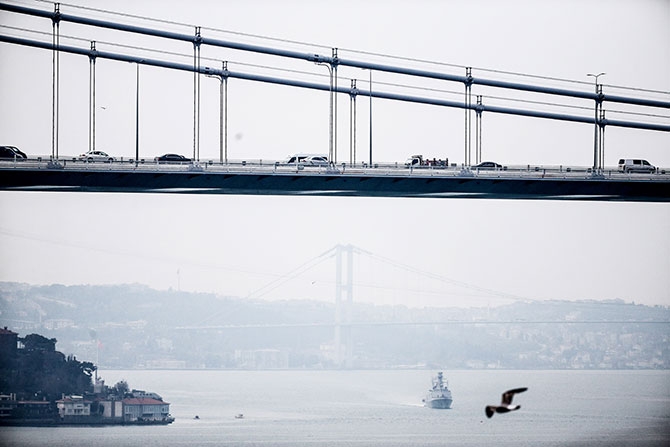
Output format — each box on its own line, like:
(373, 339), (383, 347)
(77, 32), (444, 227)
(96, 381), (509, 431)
(1, 168), (669, 202)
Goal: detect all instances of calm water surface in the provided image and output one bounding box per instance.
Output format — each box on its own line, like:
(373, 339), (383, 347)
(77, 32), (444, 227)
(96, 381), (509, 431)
(2, 369), (669, 446)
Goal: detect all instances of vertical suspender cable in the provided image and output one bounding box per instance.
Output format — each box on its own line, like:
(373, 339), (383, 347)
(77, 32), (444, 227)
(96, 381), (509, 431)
(332, 48), (338, 164)
(88, 41), (96, 153)
(593, 87), (599, 174)
(51, 3), (60, 160)
(218, 74), (223, 164)
(596, 84), (602, 171)
(329, 66), (333, 163)
(135, 63), (139, 165)
(353, 85), (357, 165)
(464, 67), (472, 166)
(369, 70), (372, 165)
(476, 95), (482, 165)
(350, 79), (356, 165)
(197, 31), (201, 161)
(598, 109), (605, 169)
(223, 61), (228, 164)
(333, 64), (337, 164)
(193, 26), (201, 161)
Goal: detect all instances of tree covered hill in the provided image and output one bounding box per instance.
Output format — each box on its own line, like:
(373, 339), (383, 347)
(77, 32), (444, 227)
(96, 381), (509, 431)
(0, 332), (95, 401)
(0, 282), (334, 328)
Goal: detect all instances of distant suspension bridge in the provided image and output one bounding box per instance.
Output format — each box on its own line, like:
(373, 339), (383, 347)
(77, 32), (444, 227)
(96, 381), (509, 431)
(177, 244), (670, 368)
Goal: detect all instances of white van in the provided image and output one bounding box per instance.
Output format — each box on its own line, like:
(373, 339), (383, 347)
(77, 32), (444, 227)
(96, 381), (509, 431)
(618, 159), (656, 173)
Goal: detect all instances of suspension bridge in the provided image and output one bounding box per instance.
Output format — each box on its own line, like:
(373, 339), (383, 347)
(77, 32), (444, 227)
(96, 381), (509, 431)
(175, 244), (669, 368)
(180, 243), (530, 367)
(1, 1), (669, 201)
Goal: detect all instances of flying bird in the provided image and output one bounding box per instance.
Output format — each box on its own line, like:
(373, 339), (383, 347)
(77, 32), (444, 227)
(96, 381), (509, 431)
(485, 387), (528, 418)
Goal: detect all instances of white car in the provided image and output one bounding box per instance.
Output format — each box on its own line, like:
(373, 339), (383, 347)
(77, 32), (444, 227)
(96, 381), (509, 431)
(79, 150), (115, 163)
(285, 154), (329, 166)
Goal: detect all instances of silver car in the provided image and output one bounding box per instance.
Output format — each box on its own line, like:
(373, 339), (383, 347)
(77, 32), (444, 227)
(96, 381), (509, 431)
(79, 150), (115, 163)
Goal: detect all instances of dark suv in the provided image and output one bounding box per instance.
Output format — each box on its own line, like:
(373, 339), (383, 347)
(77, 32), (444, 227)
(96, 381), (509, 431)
(0, 146), (27, 159)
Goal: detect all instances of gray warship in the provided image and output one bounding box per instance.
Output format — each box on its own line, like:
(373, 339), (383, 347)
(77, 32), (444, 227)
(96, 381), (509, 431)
(422, 372), (453, 409)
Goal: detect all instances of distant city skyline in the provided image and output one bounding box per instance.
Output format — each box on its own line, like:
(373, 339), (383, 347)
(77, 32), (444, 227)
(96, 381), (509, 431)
(0, 0), (668, 308)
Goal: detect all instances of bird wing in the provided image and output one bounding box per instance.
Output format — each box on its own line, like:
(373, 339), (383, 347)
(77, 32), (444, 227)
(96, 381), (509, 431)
(501, 387), (528, 405)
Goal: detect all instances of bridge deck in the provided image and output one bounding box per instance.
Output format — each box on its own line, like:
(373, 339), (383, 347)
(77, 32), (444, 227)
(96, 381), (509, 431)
(2, 160), (669, 202)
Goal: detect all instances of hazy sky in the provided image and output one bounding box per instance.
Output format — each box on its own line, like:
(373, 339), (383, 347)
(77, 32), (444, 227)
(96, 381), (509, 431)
(1, 0), (669, 308)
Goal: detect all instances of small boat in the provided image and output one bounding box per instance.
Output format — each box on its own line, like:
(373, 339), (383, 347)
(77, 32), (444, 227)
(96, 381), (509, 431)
(422, 371), (453, 409)
(194, 415), (200, 420)
(234, 414), (244, 419)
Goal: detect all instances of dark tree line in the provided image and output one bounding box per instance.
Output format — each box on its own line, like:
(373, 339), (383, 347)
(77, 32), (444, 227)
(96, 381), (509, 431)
(0, 333), (96, 401)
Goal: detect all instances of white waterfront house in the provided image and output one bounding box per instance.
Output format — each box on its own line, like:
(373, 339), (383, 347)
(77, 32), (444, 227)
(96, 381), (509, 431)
(122, 397), (171, 422)
(56, 395), (91, 417)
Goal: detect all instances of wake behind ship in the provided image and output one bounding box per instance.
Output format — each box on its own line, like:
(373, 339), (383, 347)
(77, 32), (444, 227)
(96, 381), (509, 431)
(423, 372), (453, 409)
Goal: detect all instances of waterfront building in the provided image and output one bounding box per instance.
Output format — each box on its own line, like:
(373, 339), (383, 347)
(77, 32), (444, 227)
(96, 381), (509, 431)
(122, 397), (172, 422)
(56, 395), (91, 418)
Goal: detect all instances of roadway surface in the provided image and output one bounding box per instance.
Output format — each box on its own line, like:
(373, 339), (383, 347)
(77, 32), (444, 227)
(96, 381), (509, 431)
(1, 158), (669, 202)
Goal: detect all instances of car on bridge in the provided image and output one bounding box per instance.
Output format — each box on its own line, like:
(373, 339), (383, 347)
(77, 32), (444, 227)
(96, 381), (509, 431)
(0, 145), (27, 160)
(472, 161), (503, 170)
(285, 154), (329, 166)
(155, 153), (191, 164)
(79, 150), (115, 163)
(618, 158), (656, 174)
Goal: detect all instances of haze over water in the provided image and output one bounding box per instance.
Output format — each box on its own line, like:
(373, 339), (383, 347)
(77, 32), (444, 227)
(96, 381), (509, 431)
(3, 369), (669, 446)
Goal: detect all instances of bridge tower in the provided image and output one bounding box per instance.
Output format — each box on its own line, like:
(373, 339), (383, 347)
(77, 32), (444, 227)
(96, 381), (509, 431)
(334, 244), (354, 368)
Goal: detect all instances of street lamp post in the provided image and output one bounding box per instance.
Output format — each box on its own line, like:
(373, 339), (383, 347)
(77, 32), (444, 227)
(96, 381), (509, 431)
(135, 62), (140, 166)
(206, 61), (228, 164)
(369, 69), (372, 166)
(587, 72), (605, 173)
(88, 41), (96, 154)
(349, 79), (357, 165)
(316, 62), (334, 163)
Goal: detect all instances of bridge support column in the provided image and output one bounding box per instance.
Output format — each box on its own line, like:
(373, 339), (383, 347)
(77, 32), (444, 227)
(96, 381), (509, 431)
(598, 109), (606, 171)
(587, 72), (606, 173)
(464, 67), (473, 166)
(594, 83), (605, 172)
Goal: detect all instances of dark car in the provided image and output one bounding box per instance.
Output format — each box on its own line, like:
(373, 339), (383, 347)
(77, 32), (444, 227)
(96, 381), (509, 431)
(155, 153), (191, 163)
(472, 161), (502, 170)
(0, 145), (27, 159)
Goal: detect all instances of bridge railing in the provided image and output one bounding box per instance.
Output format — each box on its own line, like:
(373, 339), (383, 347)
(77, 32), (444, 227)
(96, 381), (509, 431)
(1, 157), (667, 179)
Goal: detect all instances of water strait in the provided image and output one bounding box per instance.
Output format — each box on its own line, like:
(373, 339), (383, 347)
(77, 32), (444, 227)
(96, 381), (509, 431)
(2, 369), (669, 446)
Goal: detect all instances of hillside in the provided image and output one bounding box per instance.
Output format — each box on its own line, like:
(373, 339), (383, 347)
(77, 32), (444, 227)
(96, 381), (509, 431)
(1, 282), (668, 369)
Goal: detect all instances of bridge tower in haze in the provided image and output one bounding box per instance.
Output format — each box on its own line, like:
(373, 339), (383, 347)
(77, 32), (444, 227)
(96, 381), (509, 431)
(334, 244), (355, 368)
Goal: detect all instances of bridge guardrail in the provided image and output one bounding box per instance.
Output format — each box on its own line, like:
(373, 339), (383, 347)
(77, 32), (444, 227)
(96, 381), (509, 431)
(1, 157), (668, 180)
